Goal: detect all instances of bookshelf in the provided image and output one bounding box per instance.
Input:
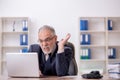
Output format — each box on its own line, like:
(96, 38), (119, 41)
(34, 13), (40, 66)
(0, 17), (29, 75)
(107, 17), (120, 64)
(79, 17), (120, 75)
(79, 17), (106, 74)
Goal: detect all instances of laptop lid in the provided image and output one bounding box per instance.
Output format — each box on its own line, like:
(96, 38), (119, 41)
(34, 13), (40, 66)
(6, 53), (40, 77)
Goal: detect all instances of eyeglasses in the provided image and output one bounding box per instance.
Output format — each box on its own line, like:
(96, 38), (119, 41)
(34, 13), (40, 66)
(38, 36), (55, 43)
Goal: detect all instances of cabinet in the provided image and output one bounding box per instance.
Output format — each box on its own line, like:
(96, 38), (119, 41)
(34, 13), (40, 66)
(0, 17), (29, 75)
(79, 17), (120, 75)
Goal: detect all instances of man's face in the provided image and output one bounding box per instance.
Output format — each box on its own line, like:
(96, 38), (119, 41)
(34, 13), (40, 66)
(38, 29), (57, 55)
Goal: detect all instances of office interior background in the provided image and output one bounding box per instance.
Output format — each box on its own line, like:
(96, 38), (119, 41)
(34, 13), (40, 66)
(0, 0), (120, 75)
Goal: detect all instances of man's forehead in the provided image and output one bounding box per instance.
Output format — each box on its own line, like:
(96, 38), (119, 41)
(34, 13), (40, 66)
(40, 29), (50, 33)
(39, 30), (52, 38)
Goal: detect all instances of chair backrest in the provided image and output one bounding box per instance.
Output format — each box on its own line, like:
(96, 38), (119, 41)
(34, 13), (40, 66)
(28, 42), (78, 75)
(64, 42), (75, 58)
(64, 42), (78, 75)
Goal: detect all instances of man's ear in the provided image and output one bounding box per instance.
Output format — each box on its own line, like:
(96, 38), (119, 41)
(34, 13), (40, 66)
(54, 35), (57, 41)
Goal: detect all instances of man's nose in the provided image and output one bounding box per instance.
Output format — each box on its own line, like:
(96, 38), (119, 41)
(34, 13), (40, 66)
(42, 41), (48, 46)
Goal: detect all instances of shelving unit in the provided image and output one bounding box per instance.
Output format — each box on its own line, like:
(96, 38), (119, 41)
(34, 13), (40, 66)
(79, 17), (120, 75)
(107, 17), (120, 64)
(79, 17), (105, 75)
(79, 17), (107, 74)
(0, 17), (29, 75)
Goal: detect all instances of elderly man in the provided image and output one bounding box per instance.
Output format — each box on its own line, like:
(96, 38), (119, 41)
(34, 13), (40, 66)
(29, 25), (72, 76)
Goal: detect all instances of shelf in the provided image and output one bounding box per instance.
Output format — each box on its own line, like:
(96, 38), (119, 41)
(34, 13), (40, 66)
(79, 17), (120, 75)
(2, 31), (29, 34)
(2, 45), (28, 48)
(80, 59), (106, 62)
(108, 59), (120, 61)
(108, 30), (120, 33)
(108, 45), (120, 47)
(81, 45), (105, 47)
(0, 17), (29, 75)
(80, 30), (105, 33)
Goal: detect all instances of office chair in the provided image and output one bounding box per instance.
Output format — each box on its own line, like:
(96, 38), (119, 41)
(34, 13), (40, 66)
(65, 42), (78, 75)
(28, 42), (78, 75)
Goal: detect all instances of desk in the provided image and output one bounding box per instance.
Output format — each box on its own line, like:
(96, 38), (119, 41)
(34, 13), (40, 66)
(1, 75), (115, 80)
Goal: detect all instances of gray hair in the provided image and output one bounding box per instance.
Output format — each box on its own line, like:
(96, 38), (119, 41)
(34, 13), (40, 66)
(38, 25), (56, 36)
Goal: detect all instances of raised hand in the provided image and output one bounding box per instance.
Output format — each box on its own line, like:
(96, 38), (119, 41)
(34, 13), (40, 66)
(58, 33), (71, 53)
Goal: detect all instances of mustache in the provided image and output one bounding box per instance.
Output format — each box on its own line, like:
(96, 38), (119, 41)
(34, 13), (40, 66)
(43, 46), (50, 49)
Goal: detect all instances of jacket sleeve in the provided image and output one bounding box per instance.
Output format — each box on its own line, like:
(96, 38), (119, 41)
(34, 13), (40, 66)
(28, 44), (41, 53)
(56, 47), (73, 76)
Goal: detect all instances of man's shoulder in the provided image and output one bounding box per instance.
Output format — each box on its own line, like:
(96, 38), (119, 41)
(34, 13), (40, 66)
(29, 44), (42, 53)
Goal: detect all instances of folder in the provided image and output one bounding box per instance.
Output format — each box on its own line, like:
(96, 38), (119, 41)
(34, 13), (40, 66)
(22, 20), (28, 31)
(80, 34), (85, 45)
(20, 34), (28, 45)
(87, 48), (91, 59)
(108, 48), (116, 59)
(108, 20), (112, 30)
(80, 34), (91, 45)
(85, 34), (91, 45)
(21, 48), (28, 53)
(80, 48), (91, 59)
(80, 20), (88, 30)
(80, 48), (85, 59)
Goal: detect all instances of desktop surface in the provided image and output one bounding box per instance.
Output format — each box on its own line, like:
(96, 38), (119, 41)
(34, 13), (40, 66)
(1, 75), (115, 80)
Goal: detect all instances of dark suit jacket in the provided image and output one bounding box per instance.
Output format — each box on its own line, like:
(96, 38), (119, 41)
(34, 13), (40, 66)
(28, 43), (73, 76)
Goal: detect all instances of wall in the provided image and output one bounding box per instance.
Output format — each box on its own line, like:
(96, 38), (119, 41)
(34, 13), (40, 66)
(0, 0), (120, 63)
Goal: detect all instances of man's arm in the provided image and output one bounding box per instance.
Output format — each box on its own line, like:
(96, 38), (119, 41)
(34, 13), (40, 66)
(56, 33), (72, 76)
(56, 47), (72, 76)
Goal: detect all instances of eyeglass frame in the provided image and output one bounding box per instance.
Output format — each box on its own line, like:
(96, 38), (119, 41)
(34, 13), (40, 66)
(38, 35), (55, 43)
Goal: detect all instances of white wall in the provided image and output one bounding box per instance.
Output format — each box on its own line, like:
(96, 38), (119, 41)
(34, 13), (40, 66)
(0, 0), (120, 63)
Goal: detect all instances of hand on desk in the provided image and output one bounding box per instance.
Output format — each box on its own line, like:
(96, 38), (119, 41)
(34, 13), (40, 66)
(39, 70), (44, 77)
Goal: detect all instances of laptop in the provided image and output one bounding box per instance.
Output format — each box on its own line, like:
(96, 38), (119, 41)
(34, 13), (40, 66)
(6, 53), (40, 77)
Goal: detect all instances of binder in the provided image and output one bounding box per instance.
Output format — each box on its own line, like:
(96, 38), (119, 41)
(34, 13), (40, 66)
(80, 34), (91, 45)
(20, 34), (28, 45)
(80, 34), (85, 45)
(85, 48), (91, 59)
(80, 20), (88, 30)
(108, 48), (116, 59)
(108, 20), (112, 30)
(81, 48), (91, 59)
(22, 20), (28, 31)
(21, 48), (28, 53)
(85, 34), (91, 45)
(87, 48), (91, 59)
(80, 49), (83, 59)
(82, 48), (86, 59)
